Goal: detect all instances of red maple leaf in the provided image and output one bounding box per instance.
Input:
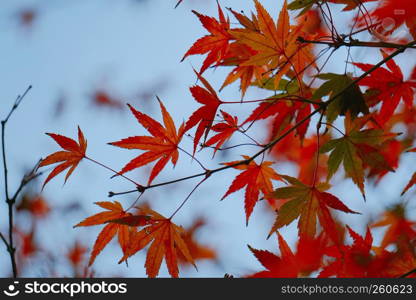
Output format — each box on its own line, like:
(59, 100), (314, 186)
(185, 72), (222, 154)
(319, 226), (376, 277)
(119, 208), (196, 278)
(353, 50), (416, 124)
(361, 0), (416, 39)
(205, 110), (239, 155)
(109, 99), (185, 185)
(222, 156), (283, 224)
(247, 232), (327, 277)
(182, 2), (232, 74)
(39, 127), (87, 188)
(74, 201), (147, 266)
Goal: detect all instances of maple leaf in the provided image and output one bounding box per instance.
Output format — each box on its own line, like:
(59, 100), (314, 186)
(74, 201), (145, 266)
(205, 110), (239, 155)
(402, 171), (416, 196)
(39, 126), (87, 188)
(178, 218), (216, 264)
(320, 114), (398, 198)
(231, 0), (290, 75)
(295, 8), (327, 38)
(230, 0), (315, 87)
(383, 251), (416, 278)
(185, 72), (222, 154)
(244, 93), (313, 141)
(217, 9), (265, 97)
(353, 50), (416, 125)
(16, 227), (37, 258)
(92, 90), (123, 110)
(219, 42), (265, 98)
(247, 232), (327, 277)
(109, 99), (185, 185)
(367, 139), (403, 182)
(17, 194), (50, 218)
(372, 204), (416, 250)
(319, 226), (378, 277)
(227, 7), (259, 32)
(182, 2), (232, 74)
(247, 232), (297, 278)
(67, 241), (87, 267)
(119, 208), (195, 278)
(362, 0), (416, 39)
(312, 73), (369, 123)
(221, 156), (283, 224)
(269, 175), (357, 241)
(244, 75), (316, 141)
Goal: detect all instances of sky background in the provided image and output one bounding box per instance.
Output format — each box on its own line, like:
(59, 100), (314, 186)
(1, 0), (416, 277)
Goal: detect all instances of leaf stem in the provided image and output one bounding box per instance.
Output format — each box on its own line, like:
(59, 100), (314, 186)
(85, 156), (144, 190)
(178, 146), (207, 171)
(169, 176), (208, 219)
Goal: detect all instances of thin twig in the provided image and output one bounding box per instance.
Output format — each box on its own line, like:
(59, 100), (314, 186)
(0, 232), (9, 249)
(1, 85), (32, 278)
(399, 268), (416, 278)
(178, 146), (207, 171)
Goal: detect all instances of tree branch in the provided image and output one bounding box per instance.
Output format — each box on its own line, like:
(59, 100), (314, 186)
(298, 36), (416, 50)
(2, 85), (32, 278)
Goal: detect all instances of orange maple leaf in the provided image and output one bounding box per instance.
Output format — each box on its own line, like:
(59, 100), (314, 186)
(222, 156), (283, 224)
(230, 0), (315, 87)
(372, 204), (416, 249)
(92, 90), (123, 110)
(17, 194), (50, 218)
(182, 2), (232, 74)
(109, 99), (185, 185)
(120, 208), (196, 278)
(178, 218), (216, 264)
(67, 241), (87, 267)
(217, 9), (264, 97)
(39, 126), (87, 188)
(74, 201), (146, 266)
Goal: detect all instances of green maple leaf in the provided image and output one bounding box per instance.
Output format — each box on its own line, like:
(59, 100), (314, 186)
(312, 73), (369, 123)
(320, 115), (397, 199)
(269, 175), (357, 242)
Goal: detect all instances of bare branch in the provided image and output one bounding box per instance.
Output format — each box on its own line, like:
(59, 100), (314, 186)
(2, 85), (32, 278)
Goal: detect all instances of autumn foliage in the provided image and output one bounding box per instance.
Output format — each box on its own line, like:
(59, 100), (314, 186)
(3, 0), (416, 278)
